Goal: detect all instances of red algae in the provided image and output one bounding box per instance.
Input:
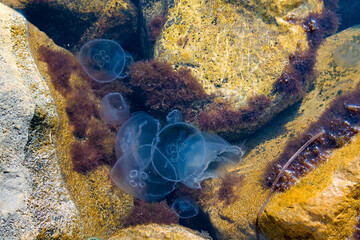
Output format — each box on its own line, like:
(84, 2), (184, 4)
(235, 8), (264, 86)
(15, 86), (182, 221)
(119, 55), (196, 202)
(147, 14), (168, 43)
(265, 82), (360, 191)
(218, 172), (245, 205)
(129, 60), (206, 115)
(38, 46), (74, 95)
(197, 94), (271, 131)
(39, 46), (120, 173)
(123, 200), (179, 227)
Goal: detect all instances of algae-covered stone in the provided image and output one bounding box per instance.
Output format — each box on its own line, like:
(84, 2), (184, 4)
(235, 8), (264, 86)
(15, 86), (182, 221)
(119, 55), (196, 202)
(0, 2), (134, 239)
(0, 0), (137, 50)
(155, 0), (322, 104)
(109, 224), (210, 240)
(199, 25), (360, 239)
(0, 3), (79, 239)
(140, 0), (326, 138)
(27, 11), (134, 240)
(260, 25), (360, 240)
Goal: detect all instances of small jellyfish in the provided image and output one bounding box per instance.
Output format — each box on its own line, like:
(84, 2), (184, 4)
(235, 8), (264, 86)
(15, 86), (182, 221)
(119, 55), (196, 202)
(171, 196), (199, 218)
(334, 41), (360, 69)
(99, 93), (130, 125)
(79, 39), (125, 83)
(166, 109), (183, 124)
(111, 145), (176, 201)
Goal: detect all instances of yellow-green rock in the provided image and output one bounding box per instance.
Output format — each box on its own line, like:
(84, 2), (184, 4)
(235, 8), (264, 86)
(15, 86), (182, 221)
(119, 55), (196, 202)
(199, 25), (360, 239)
(260, 25), (360, 240)
(109, 224), (211, 240)
(154, 0), (322, 106)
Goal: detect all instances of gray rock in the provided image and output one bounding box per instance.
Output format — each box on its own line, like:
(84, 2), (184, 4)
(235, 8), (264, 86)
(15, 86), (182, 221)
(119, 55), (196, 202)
(0, 3), (79, 239)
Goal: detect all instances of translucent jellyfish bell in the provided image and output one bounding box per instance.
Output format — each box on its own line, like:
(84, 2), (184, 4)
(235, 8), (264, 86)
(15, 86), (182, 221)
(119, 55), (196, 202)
(99, 93), (130, 125)
(111, 145), (176, 201)
(79, 39), (125, 83)
(117, 51), (134, 79)
(166, 109), (183, 124)
(153, 122), (205, 182)
(115, 112), (160, 158)
(181, 132), (244, 189)
(171, 196), (199, 218)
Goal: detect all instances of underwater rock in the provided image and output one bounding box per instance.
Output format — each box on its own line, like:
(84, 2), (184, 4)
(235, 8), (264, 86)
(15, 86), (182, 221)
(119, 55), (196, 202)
(260, 25), (360, 240)
(0, 0), (137, 50)
(198, 25), (360, 240)
(140, 0), (336, 140)
(0, 3), (79, 239)
(109, 224), (209, 240)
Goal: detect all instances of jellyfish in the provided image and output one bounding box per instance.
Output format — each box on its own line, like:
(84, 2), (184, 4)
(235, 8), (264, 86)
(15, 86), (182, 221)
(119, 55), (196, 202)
(111, 109), (244, 201)
(181, 131), (244, 189)
(99, 93), (130, 125)
(79, 39), (126, 83)
(111, 145), (176, 201)
(152, 122), (206, 182)
(117, 51), (134, 79)
(166, 109), (183, 124)
(115, 111), (160, 158)
(152, 111), (244, 189)
(171, 196), (199, 218)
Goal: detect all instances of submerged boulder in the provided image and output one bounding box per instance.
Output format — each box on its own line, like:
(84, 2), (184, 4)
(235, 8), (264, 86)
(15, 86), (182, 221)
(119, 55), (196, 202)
(140, 0), (338, 140)
(260, 25), (360, 240)
(199, 25), (360, 239)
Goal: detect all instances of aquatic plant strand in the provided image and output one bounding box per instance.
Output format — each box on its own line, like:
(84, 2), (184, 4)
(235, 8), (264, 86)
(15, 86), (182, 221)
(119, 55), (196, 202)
(256, 130), (325, 227)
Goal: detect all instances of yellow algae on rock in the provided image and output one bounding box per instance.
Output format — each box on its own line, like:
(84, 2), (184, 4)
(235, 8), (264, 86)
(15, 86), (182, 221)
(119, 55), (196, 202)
(199, 25), (360, 239)
(25, 13), (134, 240)
(154, 0), (322, 107)
(109, 224), (210, 240)
(261, 137), (360, 239)
(259, 25), (360, 240)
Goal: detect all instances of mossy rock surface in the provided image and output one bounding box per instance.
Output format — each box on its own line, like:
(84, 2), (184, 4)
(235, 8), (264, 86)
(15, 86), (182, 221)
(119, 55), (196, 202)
(0, 0), (137, 50)
(109, 224), (210, 240)
(260, 25), (360, 240)
(145, 0), (325, 138)
(199, 25), (360, 239)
